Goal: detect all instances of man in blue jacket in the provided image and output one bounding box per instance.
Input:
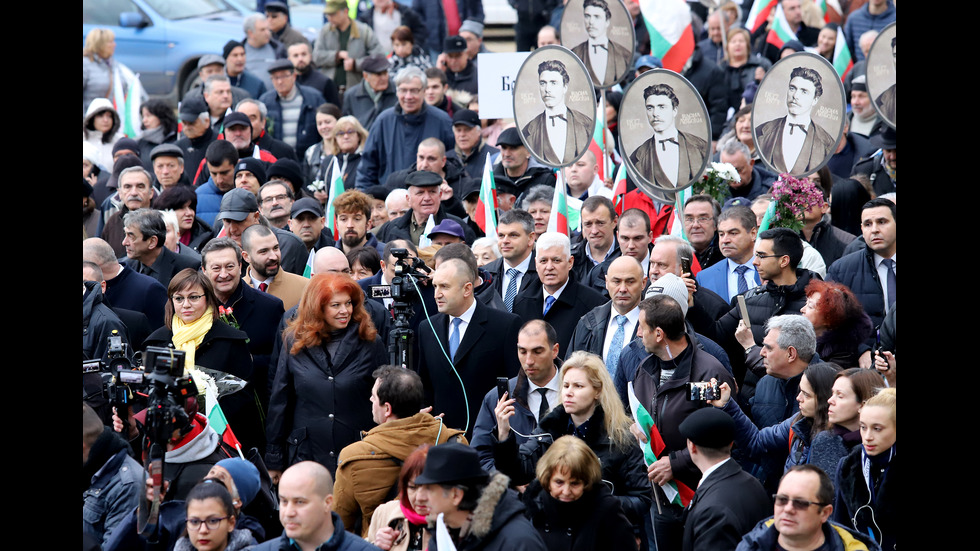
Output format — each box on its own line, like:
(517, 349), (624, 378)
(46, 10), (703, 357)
(261, 59), (327, 160)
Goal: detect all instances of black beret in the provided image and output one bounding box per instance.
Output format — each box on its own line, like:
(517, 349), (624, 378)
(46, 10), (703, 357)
(678, 406), (735, 448)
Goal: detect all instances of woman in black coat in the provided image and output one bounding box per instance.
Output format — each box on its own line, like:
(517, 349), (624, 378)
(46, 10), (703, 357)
(523, 435), (637, 551)
(800, 279), (874, 369)
(493, 351), (652, 543)
(143, 268), (258, 449)
(265, 273), (387, 480)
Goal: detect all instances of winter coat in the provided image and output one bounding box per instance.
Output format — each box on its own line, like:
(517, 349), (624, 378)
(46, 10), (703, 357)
(173, 529), (256, 551)
(725, 399), (815, 474)
(826, 248), (888, 354)
(342, 79), (398, 131)
(248, 512), (378, 551)
(842, 1), (896, 63)
(471, 375), (540, 473)
(683, 46), (729, 141)
(833, 445), (896, 551)
(736, 517), (881, 551)
(523, 480), (637, 551)
(357, 3), (428, 53)
(366, 499), (431, 551)
(815, 311), (874, 369)
(428, 473), (546, 551)
(313, 20), (386, 89)
(261, 84), (328, 160)
(265, 323), (388, 474)
(724, 55), (772, 112)
(195, 179), (229, 228)
(333, 412), (467, 537)
(106, 498), (264, 551)
(83, 98), (123, 171)
(83, 443), (146, 547)
(83, 281), (130, 362)
(356, 103), (454, 189)
(806, 215), (859, 268)
(410, 0), (485, 56)
(492, 405), (652, 534)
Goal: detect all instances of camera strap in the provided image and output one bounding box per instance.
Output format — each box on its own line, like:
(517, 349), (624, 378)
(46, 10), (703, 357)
(137, 442), (164, 540)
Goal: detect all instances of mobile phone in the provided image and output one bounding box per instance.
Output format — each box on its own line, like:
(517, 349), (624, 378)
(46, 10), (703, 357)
(736, 295), (752, 328)
(687, 381), (720, 401)
(680, 253), (693, 276)
(496, 377), (510, 401)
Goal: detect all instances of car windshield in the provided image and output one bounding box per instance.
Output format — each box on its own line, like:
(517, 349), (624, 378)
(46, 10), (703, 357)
(144, 0), (237, 20)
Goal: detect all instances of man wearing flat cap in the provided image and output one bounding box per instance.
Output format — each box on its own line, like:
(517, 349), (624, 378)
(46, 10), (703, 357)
(342, 54), (397, 130)
(414, 442), (546, 550)
(260, 58), (327, 159)
(438, 36), (478, 96)
(376, 170), (475, 246)
(679, 406), (771, 551)
(447, 108), (499, 180)
(149, 144), (190, 192)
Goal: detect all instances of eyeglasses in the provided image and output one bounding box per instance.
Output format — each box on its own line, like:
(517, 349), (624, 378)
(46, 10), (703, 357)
(172, 294), (205, 304)
(754, 251), (784, 260)
(684, 216), (713, 225)
(773, 494), (828, 510)
(397, 87), (422, 96)
(334, 129), (357, 137)
(261, 194), (290, 204)
(186, 516), (229, 530)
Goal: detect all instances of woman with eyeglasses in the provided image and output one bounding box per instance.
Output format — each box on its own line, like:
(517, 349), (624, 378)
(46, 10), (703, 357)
(265, 273), (387, 484)
(177, 482), (256, 551)
(832, 387), (896, 550)
(304, 111), (369, 202)
(367, 445), (432, 551)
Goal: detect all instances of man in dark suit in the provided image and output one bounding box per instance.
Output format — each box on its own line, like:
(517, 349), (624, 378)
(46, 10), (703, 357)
(418, 258), (522, 439)
(122, 208), (201, 288)
(570, 0), (632, 87)
(521, 59), (593, 165)
(514, 232), (606, 359)
(629, 83), (708, 190)
(695, 206), (761, 304)
(85, 237), (169, 331)
(754, 67), (837, 175)
(482, 209), (539, 312)
(679, 407), (771, 551)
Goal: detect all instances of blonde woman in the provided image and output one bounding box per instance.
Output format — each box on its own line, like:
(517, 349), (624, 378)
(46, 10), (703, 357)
(493, 350), (651, 545)
(83, 28), (142, 118)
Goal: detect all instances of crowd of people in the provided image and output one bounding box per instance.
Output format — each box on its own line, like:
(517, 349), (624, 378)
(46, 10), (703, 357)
(83, 1), (896, 550)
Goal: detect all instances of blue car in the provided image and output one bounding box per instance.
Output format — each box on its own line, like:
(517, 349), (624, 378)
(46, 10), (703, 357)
(83, 0), (249, 104)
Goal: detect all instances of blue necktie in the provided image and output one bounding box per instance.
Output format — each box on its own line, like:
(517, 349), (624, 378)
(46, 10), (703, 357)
(503, 268), (520, 312)
(882, 259), (896, 309)
(735, 265), (750, 295)
(605, 315), (628, 377)
(449, 317), (462, 360)
(543, 295), (556, 316)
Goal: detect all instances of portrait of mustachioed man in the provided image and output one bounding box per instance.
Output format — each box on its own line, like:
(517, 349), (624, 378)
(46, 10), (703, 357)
(867, 23), (896, 129)
(561, 0), (635, 88)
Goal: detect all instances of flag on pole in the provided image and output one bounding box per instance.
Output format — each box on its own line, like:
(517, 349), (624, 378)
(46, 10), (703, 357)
(474, 153), (498, 237)
(324, 157), (345, 240)
(627, 382), (695, 507)
(546, 170), (570, 235)
(815, 0), (843, 24)
(121, 74), (144, 138)
(198, 369), (245, 458)
(611, 162), (629, 215)
(830, 24), (853, 79)
(638, 0), (695, 72)
(302, 249), (315, 278)
(766, 5), (799, 50)
(745, 0), (778, 33)
(589, 96), (609, 181)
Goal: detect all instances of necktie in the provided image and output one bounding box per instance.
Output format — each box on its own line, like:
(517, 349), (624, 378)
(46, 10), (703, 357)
(449, 317), (462, 360)
(789, 123), (808, 135)
(882, 259), (896, 308)
(536, 388), (550, 422)
(605, 315), (628, 377)
(659, 137), (678, 151)
(591, 44), (608, 53)
(258, 282), (268, 292)
(543, 295), (556, 316)
(503, 268), (520, 312)
(735, 265), (750, 295)
(549, 114), (567, 126)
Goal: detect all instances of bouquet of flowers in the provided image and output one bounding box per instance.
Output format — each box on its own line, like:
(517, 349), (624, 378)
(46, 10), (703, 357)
(693, 162), (740, 204)
(218, 306), (249, 343)
(765, 173), (825, 232)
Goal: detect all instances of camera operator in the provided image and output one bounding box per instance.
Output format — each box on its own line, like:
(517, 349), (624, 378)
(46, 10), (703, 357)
(83, 274), (132, 423)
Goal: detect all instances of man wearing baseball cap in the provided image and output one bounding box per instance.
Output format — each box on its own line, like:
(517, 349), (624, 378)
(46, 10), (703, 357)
(175, 95), (218, 184)
(438, 35), (478, 96)
(414, 442), (545, 550)
(447, 108), (499, 179)
(428, 219), (466, 247)
(289, 197), (333, 254)
(341, 54), (396, 130)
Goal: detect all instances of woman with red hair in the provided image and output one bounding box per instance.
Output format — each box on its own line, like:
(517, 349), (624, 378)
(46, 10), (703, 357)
(265, 273), (388, 483)
(800, 280), (874, 368)
(366, 444), (433, 551)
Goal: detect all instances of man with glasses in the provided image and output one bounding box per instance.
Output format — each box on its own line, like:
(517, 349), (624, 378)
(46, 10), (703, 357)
(357, 66), (455, 189)
(258, 180), (295, 229)
(682, 195), (725, 270)
(200, 237), (285, 452)
(737, 465), (880, 551)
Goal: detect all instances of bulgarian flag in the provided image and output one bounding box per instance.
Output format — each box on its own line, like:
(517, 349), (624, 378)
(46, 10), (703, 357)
(302, 249), (315, 278)
(830, 24), (853, 80)
(766, 5), (799, 50)
(590, 95), (610, 181)
(474, 153), (498, 237)
(815, 0), (843, 24)
(745, 0), (778, 33)
(638, 0), (695, 73)
(198, 368), (245, 458)
(546, 170), (570, 235)
(121, 74), (144, 138)
(611, 162), (628, 215)
(627, 382), (695, 507)
(324, 157), (346, 240)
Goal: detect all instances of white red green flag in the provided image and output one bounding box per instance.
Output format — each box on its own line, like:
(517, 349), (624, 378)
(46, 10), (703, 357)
(765, 5), (798, 50)
(589, 95), (610, 181)
(122, 74), (144, 138)
(474, 153), (498, 237)
(611, 162), (628, 215)
(815, 0), (843, 24)
(627, 381), (695, 507)
(638, 0), (695, 72)
(324, 157), (345, 240)
(547, 170), (570, 235)
(745, 0), (778, 33)
(198, 369), (245, 458)
(831, 25), (853, 79)
(302, 249), (315, 278)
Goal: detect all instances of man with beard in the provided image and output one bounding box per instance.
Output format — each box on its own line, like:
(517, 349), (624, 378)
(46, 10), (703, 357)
(287, 41), (340, 108)
(216, 188), (309, 277)
(240, 223), (310, 311)
(258, 180), (295, 229)
(330, 190), (385, 255)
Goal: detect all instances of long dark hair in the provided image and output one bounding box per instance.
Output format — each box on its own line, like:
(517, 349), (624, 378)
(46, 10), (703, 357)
(141, 98), (180, 136)
(795, 362), (842, 438)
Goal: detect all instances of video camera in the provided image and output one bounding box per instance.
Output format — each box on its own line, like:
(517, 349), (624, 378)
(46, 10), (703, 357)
(370, 248), (431, 370)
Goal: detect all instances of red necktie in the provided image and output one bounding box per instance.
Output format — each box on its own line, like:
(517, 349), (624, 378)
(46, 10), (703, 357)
(259, 282), (268, 292)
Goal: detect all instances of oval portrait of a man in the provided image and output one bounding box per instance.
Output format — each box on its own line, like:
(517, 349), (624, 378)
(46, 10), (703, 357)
(752, 52), (845, 177)
(866, 22), (895, 129)
(619, 69), (712, 196)
(560, 0), (635, 88)
(512, 46), (597, 168)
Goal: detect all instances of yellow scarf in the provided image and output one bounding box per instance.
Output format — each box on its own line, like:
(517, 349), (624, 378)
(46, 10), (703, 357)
(171, 306), (214, 372)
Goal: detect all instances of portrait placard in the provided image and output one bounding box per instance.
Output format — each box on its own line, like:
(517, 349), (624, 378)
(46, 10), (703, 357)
(559, 0), (635, 88)
(751, 52), (845, 177)
(618, 69), (712, 197)
(476, 52), (531, 119)
(866, 22), (896, 129)
(512, 45), (597, 168)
